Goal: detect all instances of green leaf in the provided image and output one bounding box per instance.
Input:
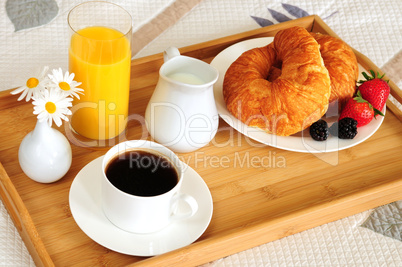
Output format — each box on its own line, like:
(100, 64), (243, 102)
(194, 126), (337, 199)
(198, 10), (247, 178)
(374, 108), (384, 117)
(354, 97), (366, 103)
(370, 69), (376, 78)
(362, 72), (371, 81)
(354, 91), (374, 110)
(6, 0), (59, 32)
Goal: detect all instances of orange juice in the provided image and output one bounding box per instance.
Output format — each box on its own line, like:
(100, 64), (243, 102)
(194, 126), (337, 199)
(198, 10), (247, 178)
(69, 26), (131, 140)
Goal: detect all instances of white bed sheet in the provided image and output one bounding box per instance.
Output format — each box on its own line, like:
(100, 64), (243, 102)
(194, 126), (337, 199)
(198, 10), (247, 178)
(1, 0), (401, 266)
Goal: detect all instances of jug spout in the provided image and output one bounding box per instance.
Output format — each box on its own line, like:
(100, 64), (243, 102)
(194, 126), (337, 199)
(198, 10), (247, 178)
(163, 47), (181, 62)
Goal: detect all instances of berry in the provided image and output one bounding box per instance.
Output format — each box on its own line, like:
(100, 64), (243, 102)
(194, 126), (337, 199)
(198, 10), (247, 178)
(358, 70), (389, 115)
(339, 91), (374, 127)
(329, 117), (358, 139)
(310, 120), (329, 141)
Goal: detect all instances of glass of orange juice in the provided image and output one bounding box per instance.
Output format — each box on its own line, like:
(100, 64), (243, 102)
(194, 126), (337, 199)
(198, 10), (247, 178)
(67, 1), (132, 146)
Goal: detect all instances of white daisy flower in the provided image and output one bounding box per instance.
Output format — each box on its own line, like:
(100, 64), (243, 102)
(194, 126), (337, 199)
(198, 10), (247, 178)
(32, 89), (73, 127)
(48, 68), (84, 99)
(10, 66), (49, 101)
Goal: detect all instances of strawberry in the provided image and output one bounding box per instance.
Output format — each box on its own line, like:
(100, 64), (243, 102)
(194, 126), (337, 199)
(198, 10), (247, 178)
(358, 70), (390, 114)
(339, 91), (375, 127)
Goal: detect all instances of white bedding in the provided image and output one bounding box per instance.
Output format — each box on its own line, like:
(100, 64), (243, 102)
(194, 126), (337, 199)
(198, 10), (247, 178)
(1, 0), (401, 266)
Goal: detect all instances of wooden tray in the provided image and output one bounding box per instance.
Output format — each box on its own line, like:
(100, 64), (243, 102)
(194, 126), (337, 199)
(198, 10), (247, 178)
(1, 15), (402, 266)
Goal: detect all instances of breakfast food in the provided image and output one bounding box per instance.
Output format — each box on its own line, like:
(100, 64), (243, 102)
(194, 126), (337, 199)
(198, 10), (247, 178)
(310, 32), (359, 109)
(268, 33), (359, 109)
(314, 70), (387, 141)
(223, 26), (331, 136)
(358, 70), (390, 113)
(309, 120), (329, 141)
(329, 118), (358, 139)
(339, 91), (375, 127)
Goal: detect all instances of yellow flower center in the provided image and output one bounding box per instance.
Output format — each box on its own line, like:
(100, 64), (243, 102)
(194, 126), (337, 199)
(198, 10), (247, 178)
(45, 102), (57, 114)
(26, 77), (39, 89)
(59, 81), (71, 91)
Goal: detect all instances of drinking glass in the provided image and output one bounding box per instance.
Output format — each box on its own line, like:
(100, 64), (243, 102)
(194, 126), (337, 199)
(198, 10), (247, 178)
(68, 1), (132, 146)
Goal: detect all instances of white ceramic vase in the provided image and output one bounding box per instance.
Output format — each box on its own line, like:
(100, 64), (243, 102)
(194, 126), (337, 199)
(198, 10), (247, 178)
(18, 120), (72, 183)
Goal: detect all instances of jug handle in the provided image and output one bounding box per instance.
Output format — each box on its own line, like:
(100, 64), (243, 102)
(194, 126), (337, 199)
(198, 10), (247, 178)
(163, 47), (181, 62)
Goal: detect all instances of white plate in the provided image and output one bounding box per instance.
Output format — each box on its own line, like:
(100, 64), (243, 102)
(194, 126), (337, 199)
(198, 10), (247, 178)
(210, 37), (385, 153)
(69, 156), (213, 257)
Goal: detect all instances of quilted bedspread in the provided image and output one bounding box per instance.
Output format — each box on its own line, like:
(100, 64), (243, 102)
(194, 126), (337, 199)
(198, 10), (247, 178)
(0, 0), (401, 266)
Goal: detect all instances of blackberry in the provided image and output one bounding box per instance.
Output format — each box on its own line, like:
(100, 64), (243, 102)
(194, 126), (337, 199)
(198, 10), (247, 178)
(329, 117), (358, 139)
(309, 120), (329, 141)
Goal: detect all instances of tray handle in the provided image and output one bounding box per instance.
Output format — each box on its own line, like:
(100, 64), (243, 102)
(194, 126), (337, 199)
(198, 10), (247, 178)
(353, 50), (402, 122)
(0, 162), (54, 267)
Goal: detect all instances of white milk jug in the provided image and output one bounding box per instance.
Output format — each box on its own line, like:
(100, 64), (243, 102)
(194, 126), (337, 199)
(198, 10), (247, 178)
(145, 47), (219, 153)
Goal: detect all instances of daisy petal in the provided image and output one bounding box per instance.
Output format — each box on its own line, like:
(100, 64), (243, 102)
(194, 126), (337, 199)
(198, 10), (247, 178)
(47, 117), (53, 127)
(18, 89), (28, 101)
(53, 115), (62, 127)
(10, 86), (25, 95)
(37, 112), (47, 119)
(25, 90), (33, 102)
(37, 114), (46, 123)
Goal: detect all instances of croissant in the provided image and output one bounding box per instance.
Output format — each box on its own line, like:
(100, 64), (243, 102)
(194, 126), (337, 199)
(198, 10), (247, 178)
(310, 32), (359, 110)
(223, 26), (331, 136)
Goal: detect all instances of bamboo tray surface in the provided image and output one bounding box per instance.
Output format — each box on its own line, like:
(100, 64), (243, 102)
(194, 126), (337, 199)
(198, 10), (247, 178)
(1, 16), (402, 266)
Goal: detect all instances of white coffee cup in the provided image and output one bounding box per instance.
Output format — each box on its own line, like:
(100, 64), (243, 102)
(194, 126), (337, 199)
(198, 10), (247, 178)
(101, 140), (198, 234)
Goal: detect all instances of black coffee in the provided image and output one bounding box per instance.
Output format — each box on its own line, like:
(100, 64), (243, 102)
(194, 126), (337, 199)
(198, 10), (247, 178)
(105, 150), (178, 197)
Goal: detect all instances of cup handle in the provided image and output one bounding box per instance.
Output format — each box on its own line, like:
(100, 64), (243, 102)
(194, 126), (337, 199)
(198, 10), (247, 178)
(170, 193), (198, 221)
(163, 47), (181, 62)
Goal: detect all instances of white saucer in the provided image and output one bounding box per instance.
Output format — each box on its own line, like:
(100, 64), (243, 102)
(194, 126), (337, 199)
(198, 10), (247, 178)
(69, 156), (213, 257)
